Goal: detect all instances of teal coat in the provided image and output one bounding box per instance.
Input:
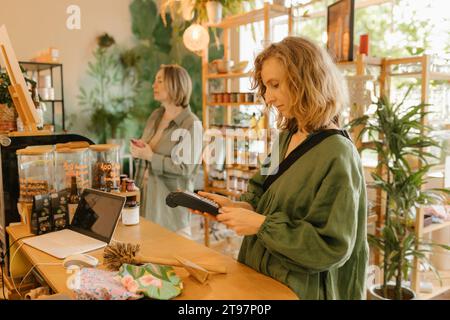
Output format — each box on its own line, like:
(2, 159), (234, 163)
(239, 130), (369, 300)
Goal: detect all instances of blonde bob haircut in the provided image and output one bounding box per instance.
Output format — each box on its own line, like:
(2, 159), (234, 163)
(252, 36), (349, 133)
(160, 64), (192, 108)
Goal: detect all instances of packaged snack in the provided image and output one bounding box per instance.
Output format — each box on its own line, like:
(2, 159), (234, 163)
(31, 194), (53, 235)
(51, 190), (70, 231)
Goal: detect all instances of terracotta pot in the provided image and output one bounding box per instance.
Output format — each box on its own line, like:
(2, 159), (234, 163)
(368, 284), (416, 300)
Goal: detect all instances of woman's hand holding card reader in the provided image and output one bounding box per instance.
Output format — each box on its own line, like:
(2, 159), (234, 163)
(166, 191), (220, 216)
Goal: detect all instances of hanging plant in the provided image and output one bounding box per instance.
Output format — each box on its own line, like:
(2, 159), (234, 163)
(157, 0), (251, 25)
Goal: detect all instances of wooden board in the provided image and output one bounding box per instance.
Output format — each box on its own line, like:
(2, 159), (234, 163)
(0, 25), (39, 130)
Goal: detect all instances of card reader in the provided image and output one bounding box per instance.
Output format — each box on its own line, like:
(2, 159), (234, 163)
(165, 191), (220, 216)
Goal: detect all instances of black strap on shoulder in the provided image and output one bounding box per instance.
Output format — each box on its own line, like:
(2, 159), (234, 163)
(262, 129), (352, 192)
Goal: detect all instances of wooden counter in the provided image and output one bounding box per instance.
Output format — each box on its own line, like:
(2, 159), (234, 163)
(6, 218), (297, 300)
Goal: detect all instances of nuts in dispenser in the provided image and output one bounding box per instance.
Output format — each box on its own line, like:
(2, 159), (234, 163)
(89, 144), (121, 192)
(17, 146), (55, 203)
(54, 147), (90, 193)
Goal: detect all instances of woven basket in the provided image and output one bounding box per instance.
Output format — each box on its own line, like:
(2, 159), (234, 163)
(0, 103), (17, 132)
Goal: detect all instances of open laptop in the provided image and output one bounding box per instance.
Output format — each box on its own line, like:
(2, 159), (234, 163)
(22, 188), (126, 259)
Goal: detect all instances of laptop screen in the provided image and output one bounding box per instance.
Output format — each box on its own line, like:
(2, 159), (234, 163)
(70, 189), (126, 243)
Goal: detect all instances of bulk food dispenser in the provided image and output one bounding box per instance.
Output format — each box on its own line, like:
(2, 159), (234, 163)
(54, 147), (90, 193)
(16, 146), (55, 203)
(89, 144), (121, 192)
(0, 134), (94, 258)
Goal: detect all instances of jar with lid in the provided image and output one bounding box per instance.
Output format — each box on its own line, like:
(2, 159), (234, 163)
(16, 146), (55, 203)
(122, 196), (140, 226)
(89, 144), (121, 192)
(54, 147), (90, 193)
(223, 92), (230, 103)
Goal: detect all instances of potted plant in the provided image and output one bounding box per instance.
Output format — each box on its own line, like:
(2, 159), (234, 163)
(348, 90), (450, 300)
(78, 33), (138, 145)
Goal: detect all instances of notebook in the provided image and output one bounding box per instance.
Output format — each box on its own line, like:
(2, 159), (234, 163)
(22, 188), (126, 259)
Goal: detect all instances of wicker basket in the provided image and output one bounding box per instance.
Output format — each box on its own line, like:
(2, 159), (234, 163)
(0, 103), (17, 132)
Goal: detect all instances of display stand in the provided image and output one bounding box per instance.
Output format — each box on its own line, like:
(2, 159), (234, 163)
(383, 55), (450, 298)
(0, 25), (50, 136)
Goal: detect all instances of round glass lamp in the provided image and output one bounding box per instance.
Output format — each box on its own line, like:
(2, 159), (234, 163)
(183, 23), (210, 52)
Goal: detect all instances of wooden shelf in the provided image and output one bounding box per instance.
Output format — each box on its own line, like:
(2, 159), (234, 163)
(422, 220), (450, 235)
(417, 270), (450, 300)
(205, 186), (242, 198)
(337, 56), (382, 67)
(389, 71), (450, 81)
(19, 61), (62, 72)
(225, 166), (259, 173)
(41, 99), (63, 103)
(207, 72), (252, 79)
(206, 4), (289, 29)
(200, 2), (292, 247)
(208, 102), (263, 107)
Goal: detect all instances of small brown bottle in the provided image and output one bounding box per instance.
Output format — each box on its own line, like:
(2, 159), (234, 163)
(69, 176), (80, 204)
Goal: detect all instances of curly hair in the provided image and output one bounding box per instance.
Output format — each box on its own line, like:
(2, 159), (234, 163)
(251, 36), (349, 132)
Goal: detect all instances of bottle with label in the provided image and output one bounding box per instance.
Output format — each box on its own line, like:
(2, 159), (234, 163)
(31, 83), (44, 129)
(69, 176), (80, 204)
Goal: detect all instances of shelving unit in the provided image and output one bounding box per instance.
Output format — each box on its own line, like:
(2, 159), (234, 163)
(337, 53), (384, 265)
(208, 102), (263, 107)
(206, 72), (252, 79)
(200, 3), (293, 246)
(19, 61), (65, 132)
(377, 55), (450, 298)
(417, 270), (450, 300)
(340, 55), (450, 295)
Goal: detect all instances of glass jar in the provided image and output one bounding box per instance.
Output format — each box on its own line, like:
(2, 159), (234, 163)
(54, 147), (90, 193)
(245, 92), (254, 103)
(223, 92), (230, 103)
(89, 144), (121, 192)
(16, 146), (55, 203)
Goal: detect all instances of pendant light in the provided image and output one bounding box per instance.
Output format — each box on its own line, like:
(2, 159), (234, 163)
(182, 23), (210, 53)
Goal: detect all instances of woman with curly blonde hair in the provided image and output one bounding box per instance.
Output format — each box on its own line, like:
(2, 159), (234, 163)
(196, 36), (368, 300)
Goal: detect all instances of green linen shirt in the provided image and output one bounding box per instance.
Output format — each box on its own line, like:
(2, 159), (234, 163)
(239, 130), (369, 300)
(134, 106), (202, 232)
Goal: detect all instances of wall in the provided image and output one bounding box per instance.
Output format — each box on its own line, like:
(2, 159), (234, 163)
(0, 0), (134, 138)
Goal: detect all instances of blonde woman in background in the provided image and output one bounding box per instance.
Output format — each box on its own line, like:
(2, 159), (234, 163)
(194, 37), (369, 299)
(131, 64), (202, 238)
